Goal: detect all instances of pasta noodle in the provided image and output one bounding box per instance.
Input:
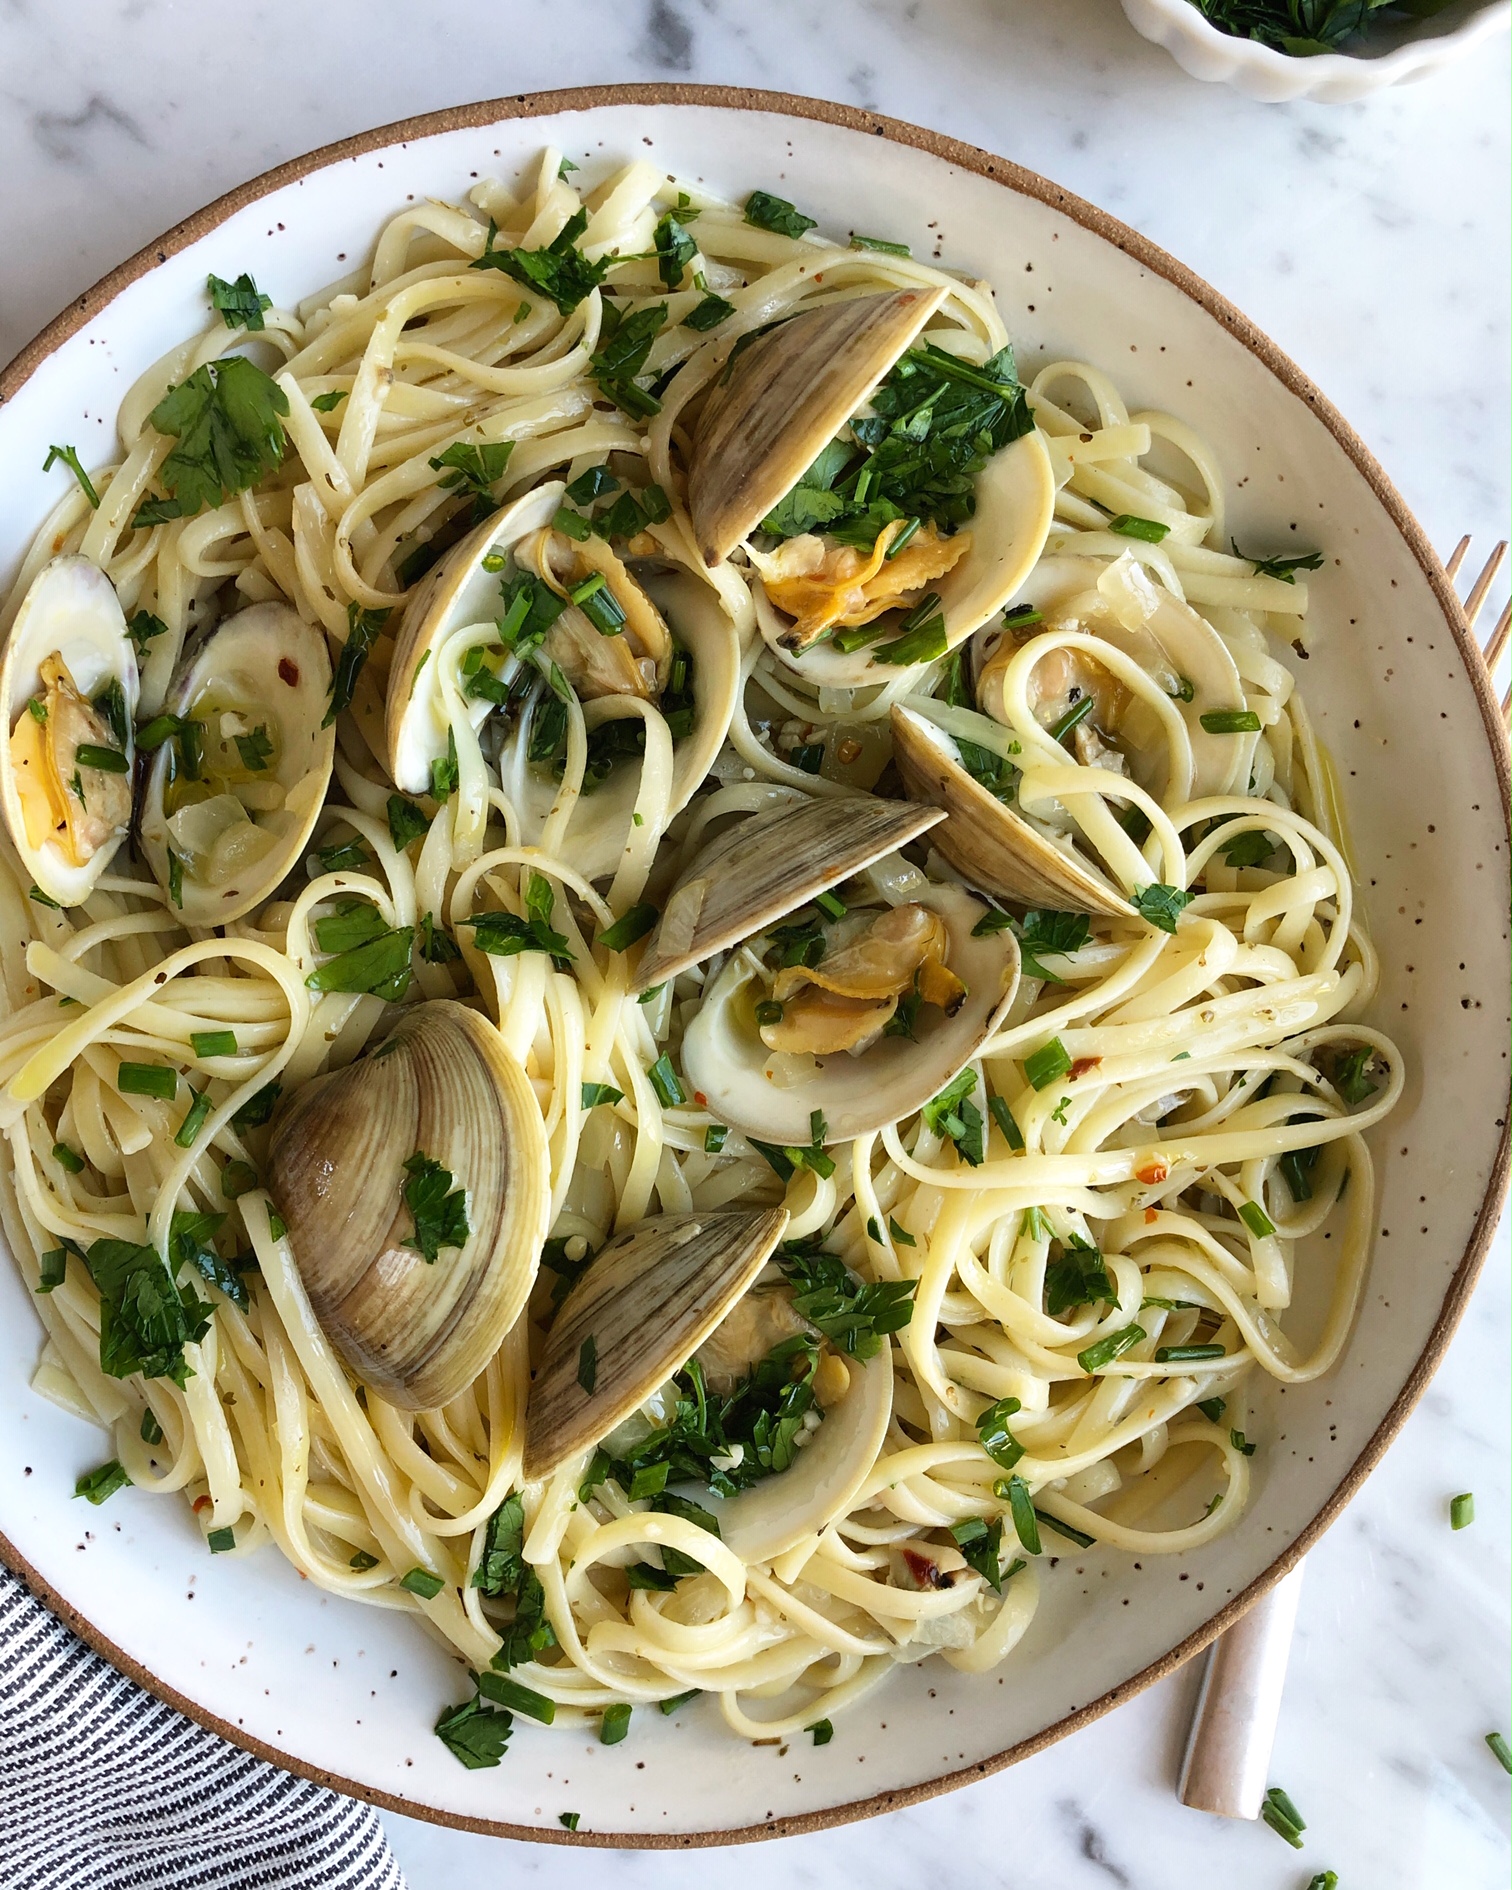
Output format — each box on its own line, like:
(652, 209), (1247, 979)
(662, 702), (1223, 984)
(0, 147), (1401, 1756)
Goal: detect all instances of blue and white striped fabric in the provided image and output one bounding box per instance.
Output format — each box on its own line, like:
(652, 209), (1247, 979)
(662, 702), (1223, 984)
(0, 1567), (406, 1889)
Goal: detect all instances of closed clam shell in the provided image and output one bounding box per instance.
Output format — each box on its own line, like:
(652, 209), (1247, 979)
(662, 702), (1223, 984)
(267, 1000), (550, 1412)
(890, 702), (1134, 917)
(688, 286), (947, 568)
(523, 1208), (789, 1484)
(631, 794), (945, 994)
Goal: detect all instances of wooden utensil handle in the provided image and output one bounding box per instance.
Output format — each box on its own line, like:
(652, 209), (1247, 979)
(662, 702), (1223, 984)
(1178, 1560), (1306, 1818)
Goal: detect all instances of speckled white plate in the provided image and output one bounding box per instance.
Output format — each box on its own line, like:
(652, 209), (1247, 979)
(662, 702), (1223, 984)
(0, 87), (1506, 1849)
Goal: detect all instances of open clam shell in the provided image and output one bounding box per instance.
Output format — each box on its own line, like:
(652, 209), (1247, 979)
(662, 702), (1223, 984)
(385, 483), (563, 796)
(523, 1207), (790, 1483)
(139, 604), (334, 925)
(680, 879), (1020, 1145)
(749, 425), (1055, 687)
(631, 794), (945, 994)
(267, 1000), (550, 1413)
(0, 557), (138, 907)
(703, 1344), (893, 1563)
(496, 566), (742, 884)
(688, 287), (948, 568)
(891, 702), (1135, 917)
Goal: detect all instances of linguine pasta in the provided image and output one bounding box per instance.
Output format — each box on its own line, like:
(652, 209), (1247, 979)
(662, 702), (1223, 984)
(0, 148), (1402, 1756)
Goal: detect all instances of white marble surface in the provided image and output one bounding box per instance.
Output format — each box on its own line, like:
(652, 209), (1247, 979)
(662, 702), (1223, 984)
(0, 1), (1507, 1884)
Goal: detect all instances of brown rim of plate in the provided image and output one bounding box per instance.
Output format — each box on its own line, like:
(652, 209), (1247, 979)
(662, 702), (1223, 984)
(0, 83), (1507, 1851)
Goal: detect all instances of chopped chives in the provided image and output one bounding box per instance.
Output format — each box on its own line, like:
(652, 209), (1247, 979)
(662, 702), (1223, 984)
(1107, 513), (1170, 543)
(659, 1689), (699, 1714)
(74, 1460), (130, 1505)
(477, 1669), (556, 1723)
(140, 1408), (164, 1445)
(1450, 1492), (1475, 1530)
(600, 1702), (632, 1744)
(1035, 1507), (1094, 1548)
(1487, 1731), (1511, 1774)
(1261, 1785), (1306, 1848)
(1238, 1200), (1276, 1239)
(888, 1216), (916, 1247)
(1197, 1396), (1226, 1423)
(647, 1054), (685, 1108)
(29, 884), (61, 909)
(581, 1081), (624, 1108)
(400, 1566), (445, 1599)
(118, 1062), (177, 1100)
(349, 1549), (380, 1570)
(830, 621), (889, 655)
(988, 1095), (1024, 1151)
(1024, 1038), (1072, 1090)
(221, 1160), (258, 1199)
(704, 1123), (728, 1154)
(191, 1029), (237, 1059)
(207, 1527), (236, 1553)
(1155, 1343), (1226, 1363)
(1305, 1876), (1339, 1890)
(1200, 709), (1263, 734)
(174, 1088), (212, 1141)
(814, 889), (847, 920)
(559, 1812), (581, 1831)
(51, 1142), (85, 1174)
(37, 1248), (67, 1293)
(74, 743), (129, 774)
(1048, 694), (1096, 744)
(552, 506), (593, 541)
(1077, 1325), (1146, 1374)
(884, 517), (921, 559)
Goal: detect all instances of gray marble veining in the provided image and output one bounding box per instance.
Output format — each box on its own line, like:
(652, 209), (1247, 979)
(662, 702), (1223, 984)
(0, 2), (1507, 1885)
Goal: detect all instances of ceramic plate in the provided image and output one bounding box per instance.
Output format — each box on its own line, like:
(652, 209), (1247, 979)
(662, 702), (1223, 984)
(0, 86), (1506, 1847)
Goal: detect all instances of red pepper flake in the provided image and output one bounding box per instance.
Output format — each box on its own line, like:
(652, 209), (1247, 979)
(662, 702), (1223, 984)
(1135, 1159), (1169, 1186)
(277, 657), (300, 686)
(191, 1494), (212, 1514)
(1144, 1207), (1159, 1225)
(1069, 1057), (1102, 1080)
(693, 1091), (707, 1107)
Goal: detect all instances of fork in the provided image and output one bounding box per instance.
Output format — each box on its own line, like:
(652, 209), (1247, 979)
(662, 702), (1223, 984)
(1177, 533), (1510, 1820)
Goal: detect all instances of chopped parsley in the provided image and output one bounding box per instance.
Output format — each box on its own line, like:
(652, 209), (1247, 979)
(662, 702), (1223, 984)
(435, 1694), (513, 1769)
(43, 444), (100, 509)
(386, 794), (431, 849)
(653, 212), (698, 289)
(1077, 1324), (1146, 1374)
(590, 302), (669, 417)
(126, 609), (169, 655)
(1013, 909), (1091, 983)
(402, 1153), (470, 1263)
(324, 602), (391, 728)
(598, 903), (658, 951)
(207, 272), (272, 331)
(305, 922), (414, 1001)
(140, 357), (289, 523)
(310, 389), (348, 412)
(471, 209), (608, 316)
(683, 292), (735, 331)
(581, 1081), (624, 1108)
(647, 1054), (686, 1108)
(950, 1515), (1007, 1591)
(1044, 1240), (1118, 1316)
(1132, 883), (1194, 934)
(428, 439), (514, 522)
(1190, 0), (1423, 54)
(921, 1068), (985, 1166)
(779, 1242), (916, 1359)
(743, 190), (818, 239)
(977, 1395), (1025, 1473)
(462, 877), (573, 967)
(84, 1235), (213, 1384)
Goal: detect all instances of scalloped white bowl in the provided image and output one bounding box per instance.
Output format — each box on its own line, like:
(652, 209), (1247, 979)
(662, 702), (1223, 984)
(0, 88), (1507, 1848)
(1121, 0), (1511, 102)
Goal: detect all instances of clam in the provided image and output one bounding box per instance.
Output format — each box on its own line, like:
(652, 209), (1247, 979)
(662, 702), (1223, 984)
(387, 482), (741, 880)
(267, 1001), (550, 1412)
(891, 702), (1135, 918)
(976, 553), (1249, 801)
(522, 1207), (789, 1483)
(704, 1345), (893, 1563)
(631, 794), (945, 994)
(680, 879), (1020, 1146)
(139, 604), (334, 925)
(0, 557), (138, 906)
(684, 286), (1054, 682)
(386, 484), (562, 798)
(688, 287), (949, 567)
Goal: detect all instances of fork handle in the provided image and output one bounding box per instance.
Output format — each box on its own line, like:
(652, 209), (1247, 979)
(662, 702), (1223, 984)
(1178, 1559), (1305, 1818)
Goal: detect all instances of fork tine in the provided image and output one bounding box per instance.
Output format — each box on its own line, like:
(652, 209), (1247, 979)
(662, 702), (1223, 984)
(1445, 534), (1472, 583)
(1485, 600), (1511, 674)
(1463, 541), (1508, 632)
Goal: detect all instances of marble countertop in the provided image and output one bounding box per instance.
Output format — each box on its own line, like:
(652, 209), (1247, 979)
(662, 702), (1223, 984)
(1, 2), (1507, 1884)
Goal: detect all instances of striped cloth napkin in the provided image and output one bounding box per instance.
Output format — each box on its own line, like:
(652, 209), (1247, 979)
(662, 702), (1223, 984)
(0, 1567), (406, 1889)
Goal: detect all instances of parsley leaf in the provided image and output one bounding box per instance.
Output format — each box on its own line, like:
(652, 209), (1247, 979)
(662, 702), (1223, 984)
(435, 1695), (513, 1769)
(402, 1152), (470, 1263)
(779, 1246), (917, 1360)
(1044, 1240), (1118, 1317)
(744, 190), (818, 238)
(326, 602), (391, 728)
(304, 923), (414, 1000)
(1014, 909), (1091, 983)
(590, 303), (669, 417)
(470, 209), (609, 316)
(1132, 883), (1194, 934)
(85, 1236), (214, 1386)
(146, 357), (289, 519)
(207, 272), (272, 331)
(654, 212), (698, 289)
